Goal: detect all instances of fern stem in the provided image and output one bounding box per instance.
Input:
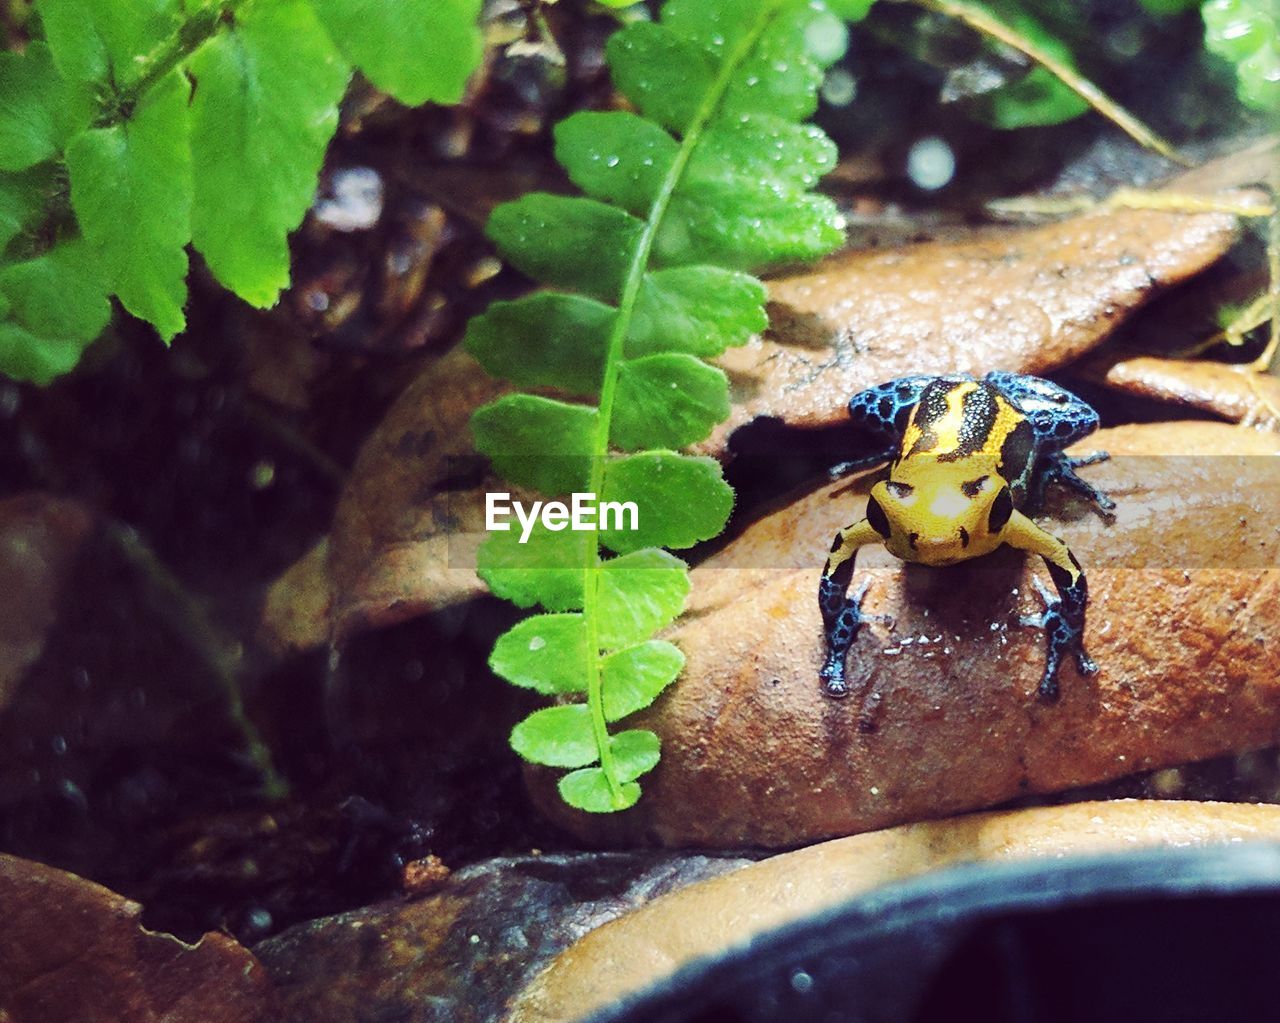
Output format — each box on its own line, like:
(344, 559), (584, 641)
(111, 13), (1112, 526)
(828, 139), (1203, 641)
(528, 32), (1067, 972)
(581, 0), (788, 807)
(895, 0), (1188, 166)
(99, 0), (249, 127)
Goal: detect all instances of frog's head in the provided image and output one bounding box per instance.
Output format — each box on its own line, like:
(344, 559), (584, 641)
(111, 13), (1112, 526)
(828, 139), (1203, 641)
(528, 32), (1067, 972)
(866, 461), (1012, 565)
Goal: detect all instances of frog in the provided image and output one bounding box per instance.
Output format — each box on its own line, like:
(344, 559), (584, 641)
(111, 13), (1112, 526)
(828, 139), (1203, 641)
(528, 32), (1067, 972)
(818, 371), (1115, 703)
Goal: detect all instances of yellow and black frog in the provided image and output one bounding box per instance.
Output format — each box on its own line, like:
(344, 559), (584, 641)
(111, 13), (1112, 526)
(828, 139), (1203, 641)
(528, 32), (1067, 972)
(819, 372), (1115, 703)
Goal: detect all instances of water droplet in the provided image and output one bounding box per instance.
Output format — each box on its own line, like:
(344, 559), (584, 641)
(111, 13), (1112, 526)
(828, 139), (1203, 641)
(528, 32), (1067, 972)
(906, 136), (955, 191)
(529, 636), (546, 651)
(821, 68), (856, 107)
(605, 155), (620, 168)
(790, 970), (814, 994)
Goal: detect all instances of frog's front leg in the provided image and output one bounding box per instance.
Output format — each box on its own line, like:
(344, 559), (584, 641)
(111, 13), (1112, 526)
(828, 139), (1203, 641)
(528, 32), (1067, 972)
(819, 519), (885, 698)
(1033, 450), (1116, 519)
(1003, 510), (1096, 702)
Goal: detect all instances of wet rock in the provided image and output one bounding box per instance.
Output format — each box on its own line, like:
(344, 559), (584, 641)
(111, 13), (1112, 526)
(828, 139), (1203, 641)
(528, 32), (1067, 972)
(253, 851), (751, 1023)
(530, 422), (1280, 846)
(1104, 356), (1280, 430)
(507, 800), (1280, 1023)
(0, 854), (275, 1023)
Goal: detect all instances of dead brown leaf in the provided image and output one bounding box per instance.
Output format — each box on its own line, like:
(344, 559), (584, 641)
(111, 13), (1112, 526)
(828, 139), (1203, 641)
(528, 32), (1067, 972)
(267, 155), (1246, 649)
(528, 421), (1280, 847)
(0, 494), (93, 714)
(253, 851), (749, 1023)
(507, 800), (1280, 1023)
(1104, 356), (1280, 429)
(705, 203), (1238, 448)
(0, 854), (275, 1023)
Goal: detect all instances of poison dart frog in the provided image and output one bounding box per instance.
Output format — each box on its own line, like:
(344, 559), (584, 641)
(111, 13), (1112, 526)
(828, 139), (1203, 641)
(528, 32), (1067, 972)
(819, 372), (1115, 704)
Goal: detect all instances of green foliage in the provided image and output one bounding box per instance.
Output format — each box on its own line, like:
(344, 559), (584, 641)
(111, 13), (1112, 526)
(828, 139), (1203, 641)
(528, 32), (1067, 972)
(973, 1), (1089, 128)
(0, 0), (485, 383)
(473, 0), (860, 812)
(1202, 0), (1279, 112)
(67, 70), (191, 339)
(188, 0), (350, 308)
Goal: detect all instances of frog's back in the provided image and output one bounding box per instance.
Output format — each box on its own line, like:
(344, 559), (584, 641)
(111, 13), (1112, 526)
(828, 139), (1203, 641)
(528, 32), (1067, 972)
(897, 374), (1025, 465)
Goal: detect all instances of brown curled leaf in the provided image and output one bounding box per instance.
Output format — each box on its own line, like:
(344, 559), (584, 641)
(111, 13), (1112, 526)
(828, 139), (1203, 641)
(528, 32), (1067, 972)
(703, 203), (1238, 449)
(0, 494), (94, 713)
(253, 851), (751, 1023)
(0, 854), (276, 1023)
(1104, 356), (1280, 430)
(507, 800), (1280, 1023)
(527, 421), (1280, 847)
(266, 154), (1247, 649)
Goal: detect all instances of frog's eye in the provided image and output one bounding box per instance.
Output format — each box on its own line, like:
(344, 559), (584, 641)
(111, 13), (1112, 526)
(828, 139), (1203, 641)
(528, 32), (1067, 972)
(961, 475), (990, 498)
(866, 494), (891, 538)
(988, 486), (1014, 532)
(885, 480), (914, 498)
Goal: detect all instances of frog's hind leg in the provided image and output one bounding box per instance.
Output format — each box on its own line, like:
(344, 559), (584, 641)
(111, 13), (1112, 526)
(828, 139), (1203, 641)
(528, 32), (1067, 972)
(1035, 450), (1116, 519)
(983, 371), (1100, 450)
(985, 372), (1113, 517)
(832, 376), (938, 479)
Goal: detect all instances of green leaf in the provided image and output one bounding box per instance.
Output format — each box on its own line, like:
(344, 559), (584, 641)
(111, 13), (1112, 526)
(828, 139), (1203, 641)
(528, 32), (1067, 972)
(464, 292), (613, 396)
(0, 321), (85, 385)
(658, 186), (844, 269)
(602, 640), (684, 719)
(600, 451), (734, 553)
(490, 614), (588, 694)
(0, 239), (110, 384)
(0, 166), (52, 255)
(0, 238), (110, 339)
(976, 2), (1089, 128)
(510, 704), (598, 768)
(189, 0), (351, 307)
(610, 728), (661, 782)
(311, 0), (483, 105)
(628, 266), (766, 358)
(472, 394), (597, 495)
(606, 22), (715, 135)
(38, 0), (180, 86)
(554, 111), (678, 216)
(613, 353), (729, 450)
(720, 4), (842, 122)
(984, 67), (1089, 128)
(66, 70), (191, 339)
(826, 0), (876, 20)
(686, 114), (837, 194)
(598, 547), (689, 649)
(0, 42), (91, 171)
(487, 194), (644, 303)
(478, 522), (588, 611)
(558, 767), (641, 812)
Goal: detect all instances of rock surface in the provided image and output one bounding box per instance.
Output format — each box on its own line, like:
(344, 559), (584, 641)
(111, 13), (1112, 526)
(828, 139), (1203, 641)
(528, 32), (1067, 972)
(507, 800), (1280, 1023)
(253, 851), (751, 1023)
(531, 421), (1280, 846)
(0, 854), (275, 1023)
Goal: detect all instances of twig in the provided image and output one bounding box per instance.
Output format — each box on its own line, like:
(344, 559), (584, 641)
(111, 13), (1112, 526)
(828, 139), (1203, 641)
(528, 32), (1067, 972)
(895, 0), (1188, 165)
(103, 521), (290, 801)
